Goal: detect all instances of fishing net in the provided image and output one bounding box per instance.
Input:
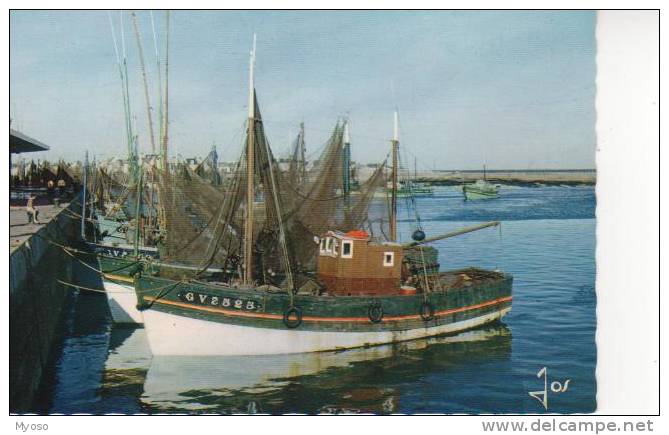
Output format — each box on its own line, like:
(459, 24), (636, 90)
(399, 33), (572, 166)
(153, 92), (391, 288)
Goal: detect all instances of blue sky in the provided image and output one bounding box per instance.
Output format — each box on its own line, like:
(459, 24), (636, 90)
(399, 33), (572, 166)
(10, 10), (596, 169)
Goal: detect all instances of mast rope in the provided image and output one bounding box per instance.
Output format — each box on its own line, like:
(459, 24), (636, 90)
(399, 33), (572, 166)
(263, 134), (295, 298)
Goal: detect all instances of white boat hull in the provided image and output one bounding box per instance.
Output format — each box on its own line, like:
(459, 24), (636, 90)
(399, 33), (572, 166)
(104, 280), (144, 324)
(142, 306), (511, 356)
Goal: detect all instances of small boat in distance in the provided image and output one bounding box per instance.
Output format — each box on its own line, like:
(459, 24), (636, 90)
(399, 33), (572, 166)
(462, 166), (501, 200)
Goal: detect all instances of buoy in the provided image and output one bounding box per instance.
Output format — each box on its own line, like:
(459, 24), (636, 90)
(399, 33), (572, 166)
(412, 229), (426, 241)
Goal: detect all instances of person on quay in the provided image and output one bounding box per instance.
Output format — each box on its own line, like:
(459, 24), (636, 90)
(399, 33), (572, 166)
(26, 193), (41, 224)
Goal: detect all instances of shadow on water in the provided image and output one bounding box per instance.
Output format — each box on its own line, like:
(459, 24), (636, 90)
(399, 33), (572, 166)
(33, 255), (112, 414)
(97, 324), (512, 414)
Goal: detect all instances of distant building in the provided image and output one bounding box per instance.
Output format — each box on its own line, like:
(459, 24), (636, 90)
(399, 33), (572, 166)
(10, 128), (50, 186)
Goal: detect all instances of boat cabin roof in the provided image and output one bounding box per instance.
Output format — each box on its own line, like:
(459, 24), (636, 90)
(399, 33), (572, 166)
(321, 230), (401, 247)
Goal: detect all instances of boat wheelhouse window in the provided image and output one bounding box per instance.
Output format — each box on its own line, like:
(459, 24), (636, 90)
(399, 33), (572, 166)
(320, 238), (326, 253)
(327, 237), (334, 252)
(383, 252), (394, 267)
(341, 240), (353, 258)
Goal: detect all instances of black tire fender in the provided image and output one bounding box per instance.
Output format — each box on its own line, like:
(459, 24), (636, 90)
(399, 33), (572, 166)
(420, 301), (435, 321)
(368, 302), (384, 324)
(283, 306), (303, 329)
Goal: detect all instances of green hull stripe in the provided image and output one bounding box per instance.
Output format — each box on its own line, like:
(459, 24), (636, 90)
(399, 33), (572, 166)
(144, 295), (512, 323)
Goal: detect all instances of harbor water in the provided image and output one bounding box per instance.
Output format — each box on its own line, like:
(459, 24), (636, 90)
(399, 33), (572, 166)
(35, 185), (596, 414)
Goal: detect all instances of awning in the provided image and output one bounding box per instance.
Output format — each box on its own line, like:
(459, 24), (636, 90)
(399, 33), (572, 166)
(10, 129), (50, 153)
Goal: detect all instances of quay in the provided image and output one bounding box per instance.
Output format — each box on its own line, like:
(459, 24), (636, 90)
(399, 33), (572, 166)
(9, 201), (83, 413)
(9, 127), (85, 413)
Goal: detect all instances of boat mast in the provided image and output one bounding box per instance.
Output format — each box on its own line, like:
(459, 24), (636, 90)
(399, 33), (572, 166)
(81, 150), (88, 240)
(133, 163), (143, 257)
(150, 11), (164, 152)
(161, 10), (170, 174)
(299, 122), (306, 182)
(390, 110), (399, 242)
(131, 11), (157, 154)
(343, 120), (351, 202)
(244, 34), (257, 285)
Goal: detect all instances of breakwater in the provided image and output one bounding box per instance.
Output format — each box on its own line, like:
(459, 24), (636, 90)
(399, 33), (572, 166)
(416, 169), (596, 186)
(9, 200), (82, 413)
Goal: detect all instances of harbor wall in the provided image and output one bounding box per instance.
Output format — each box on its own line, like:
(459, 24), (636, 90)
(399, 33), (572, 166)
(418, 169), (597, 186)
(9, 200), (82, 413)
(353, 167), (596, 186)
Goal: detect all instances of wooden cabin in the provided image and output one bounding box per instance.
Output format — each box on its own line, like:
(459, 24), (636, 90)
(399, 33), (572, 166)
(317, 230), (403, 296)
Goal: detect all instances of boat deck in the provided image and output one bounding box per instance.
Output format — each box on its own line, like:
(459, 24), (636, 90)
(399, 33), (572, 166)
(435, 268), (506, 290)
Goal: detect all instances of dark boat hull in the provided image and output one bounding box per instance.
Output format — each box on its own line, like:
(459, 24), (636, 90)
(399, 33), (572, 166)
(134, 269), (512, 355)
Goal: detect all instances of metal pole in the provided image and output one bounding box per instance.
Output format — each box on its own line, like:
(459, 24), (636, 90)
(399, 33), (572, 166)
(81, 151), (88, 240)
(402, 221), (500, 248)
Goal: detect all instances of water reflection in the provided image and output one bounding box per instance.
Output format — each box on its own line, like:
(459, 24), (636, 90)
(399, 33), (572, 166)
(100, 324), (511, 414)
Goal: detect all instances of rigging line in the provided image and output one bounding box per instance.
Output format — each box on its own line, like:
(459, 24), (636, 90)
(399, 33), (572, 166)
(263, 134), (295, 294)
(58, 278), (164, 295)
(397, 149), (424, 229)
(107, 11), (121, 66)
(139, 279), (185, 310)
(419, 246), (432, 296)
(109, 11), (134, 169)
(31, 232), (142, 274)
(164, 158), (243, 270)
(188, 168), (237, 272)
(119, 10), (126, 60)
(57, 279), (108, 294)
(399, 146), (436, 174)
(263, 119), (411, 149)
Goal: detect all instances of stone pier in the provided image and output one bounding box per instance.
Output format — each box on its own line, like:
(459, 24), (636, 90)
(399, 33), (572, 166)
(9, 199), (82, 413)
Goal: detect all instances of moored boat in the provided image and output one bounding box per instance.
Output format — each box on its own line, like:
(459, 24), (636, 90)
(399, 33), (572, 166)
(133, 35), (513, 356)
(135, 250), (512, 356)
(462, 166), (501, 200)
(462, 179), (501, 199)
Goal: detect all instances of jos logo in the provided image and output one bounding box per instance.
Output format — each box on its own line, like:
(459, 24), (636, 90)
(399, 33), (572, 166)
(528, 367), (571, 411)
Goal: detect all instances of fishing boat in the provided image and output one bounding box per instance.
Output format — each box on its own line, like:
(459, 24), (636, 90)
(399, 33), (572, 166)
(131, 37), (512, 356)
(462, 166), (501, 200)
(85, 11), (172, 325)
(373, 181), (433, 199)
(87, 169), (158, 325)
